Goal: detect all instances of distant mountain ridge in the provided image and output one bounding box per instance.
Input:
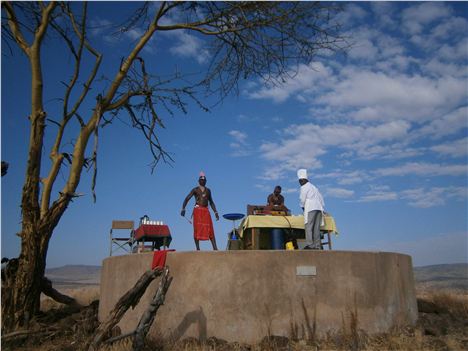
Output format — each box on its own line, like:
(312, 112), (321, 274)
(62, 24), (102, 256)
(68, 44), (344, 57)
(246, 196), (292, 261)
(413, 263), (467, 291)
(45, 263), (467, 290)
(46, 264), (101, 276)
(45, 264), (101, 287)
(413, 263), (467, 278)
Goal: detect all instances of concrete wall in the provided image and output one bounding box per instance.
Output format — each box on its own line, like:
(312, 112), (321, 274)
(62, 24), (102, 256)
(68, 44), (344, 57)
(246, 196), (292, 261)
(99, 251), (417, 343)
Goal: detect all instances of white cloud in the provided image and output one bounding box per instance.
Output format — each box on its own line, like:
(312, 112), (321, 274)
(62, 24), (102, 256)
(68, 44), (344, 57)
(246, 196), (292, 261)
(354, 185), (467, 206)
(259, 142), (325, 179)
(403, 10), (467, 53)
(89, 18), (118, 44)
(430, 138), (468, 158)
(257, 167), (291, 182)
(346, 27), (405, 64)
(89, 18), (112, 35)
(248, 86), (291, 104)
(325, 187), (355, 199)
(281, 187), (298, 195)
(358, 188), (398, 203)
(374, 54), (419, 76)
(247, 49), (466, 127)
(89, 17), (159, 53)
(228, 130), (250, 157)
(259, 120), (411, 170)
(336, 3), (368, 29)
(400, 187), (467, 208)
(338, 171), (369, 185)
(354, 143), (423, 161)
(423, 58), (463, 77)
(246, 57), (466, 150)
(377, 35), (406, 59)
(370, 2), (398, 29)
(228, 130), (247, 143)
(348, 38), (379, 61)
(401, 2), (452, 35)
(236, 114), (259, 123)
(254, 184), (297, 195)
(254, 183), (272, 193)
(374, 162), (468, 177)
(315, 170), (372, 186)
(415, 106), (468, 140)
(247, 62), (334, 103)
(256, 119), (417, 182)
(168, 31), (210, 64)
(319, 69), (467, 123)
(437, 38), (468, 62)
(431, 16), (468, 41)
(124, 28), (145, 40)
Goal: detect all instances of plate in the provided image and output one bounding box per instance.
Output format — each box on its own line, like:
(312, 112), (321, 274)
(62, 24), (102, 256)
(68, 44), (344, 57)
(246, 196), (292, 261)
(222, 213), (245, 221)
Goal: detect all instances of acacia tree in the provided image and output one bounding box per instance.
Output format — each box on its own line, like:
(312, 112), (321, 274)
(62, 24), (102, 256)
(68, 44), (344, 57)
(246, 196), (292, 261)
(1, 1), (345, 332)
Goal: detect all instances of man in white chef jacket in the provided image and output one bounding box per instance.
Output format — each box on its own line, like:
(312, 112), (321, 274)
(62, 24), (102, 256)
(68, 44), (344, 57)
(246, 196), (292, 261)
(298, 169), (325, 249)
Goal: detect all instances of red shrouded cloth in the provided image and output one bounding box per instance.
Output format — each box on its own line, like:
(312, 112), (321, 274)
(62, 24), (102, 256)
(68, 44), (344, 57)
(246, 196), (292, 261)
(152, 249), (175, 270)
(193, 206), (214, 240)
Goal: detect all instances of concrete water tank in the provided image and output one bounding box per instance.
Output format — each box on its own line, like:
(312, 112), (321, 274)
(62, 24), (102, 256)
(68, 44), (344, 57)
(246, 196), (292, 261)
(99, 251), (418, 343)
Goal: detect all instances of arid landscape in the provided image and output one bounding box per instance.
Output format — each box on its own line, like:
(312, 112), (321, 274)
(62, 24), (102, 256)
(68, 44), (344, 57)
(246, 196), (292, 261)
(2, 263), (467, 350)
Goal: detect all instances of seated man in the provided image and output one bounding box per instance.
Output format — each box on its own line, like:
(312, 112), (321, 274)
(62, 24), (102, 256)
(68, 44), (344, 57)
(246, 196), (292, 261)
(266, 185), (289, 213)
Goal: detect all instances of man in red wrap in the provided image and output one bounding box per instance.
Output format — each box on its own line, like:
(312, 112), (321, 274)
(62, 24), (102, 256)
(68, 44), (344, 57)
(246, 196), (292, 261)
(181, 172), (219, 250)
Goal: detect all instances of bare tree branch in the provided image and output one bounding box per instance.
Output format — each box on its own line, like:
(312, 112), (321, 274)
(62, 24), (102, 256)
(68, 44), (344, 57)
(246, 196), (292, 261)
(41, 2), (103, 216)
(41, 276), (80, 307)
(133, 266), (172, 350)
(105, 90), (148, 111)
(63, 2), (103, 120)
(31, 2), (56, 49)
(124, 103), (174, 173)
(91, 121), (99, 203)
(87, 268), (164, 351)
(2, 2), (31, 55)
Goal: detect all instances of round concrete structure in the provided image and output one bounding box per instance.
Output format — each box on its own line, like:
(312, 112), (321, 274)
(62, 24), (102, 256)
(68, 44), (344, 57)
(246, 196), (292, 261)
(99, 251), (417, 343)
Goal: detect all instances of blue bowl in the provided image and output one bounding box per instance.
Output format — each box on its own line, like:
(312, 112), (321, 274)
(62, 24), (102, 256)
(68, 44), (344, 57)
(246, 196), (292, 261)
(223, 213), (245, 221)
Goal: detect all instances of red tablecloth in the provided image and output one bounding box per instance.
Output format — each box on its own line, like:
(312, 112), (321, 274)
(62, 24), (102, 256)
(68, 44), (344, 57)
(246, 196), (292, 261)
(134, 224), (171, 241)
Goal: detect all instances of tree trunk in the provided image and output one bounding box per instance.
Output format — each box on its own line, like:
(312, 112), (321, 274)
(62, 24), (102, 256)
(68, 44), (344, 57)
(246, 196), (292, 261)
(1, 225), (51, 333)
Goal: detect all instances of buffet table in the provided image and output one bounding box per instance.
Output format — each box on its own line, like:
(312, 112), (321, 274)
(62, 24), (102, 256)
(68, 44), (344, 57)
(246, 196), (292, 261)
(237, 214), (338, 250)
(134, 224), (172, 250)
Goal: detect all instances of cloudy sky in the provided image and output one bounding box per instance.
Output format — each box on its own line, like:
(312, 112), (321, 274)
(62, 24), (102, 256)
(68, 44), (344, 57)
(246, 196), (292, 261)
(2, 2), (467, 267)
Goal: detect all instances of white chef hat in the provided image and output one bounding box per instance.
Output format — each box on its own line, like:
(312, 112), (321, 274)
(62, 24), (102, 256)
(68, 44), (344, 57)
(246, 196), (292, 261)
(297, 169), (308, 179)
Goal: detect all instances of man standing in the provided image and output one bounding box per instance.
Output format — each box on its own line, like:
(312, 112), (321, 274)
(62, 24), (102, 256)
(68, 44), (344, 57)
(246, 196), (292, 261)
(297, 169), (325, 249)
(181, 171), (219, 250)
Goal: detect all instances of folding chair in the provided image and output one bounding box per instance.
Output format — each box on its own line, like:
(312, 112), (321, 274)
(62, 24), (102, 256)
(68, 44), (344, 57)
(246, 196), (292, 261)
(320, 214), (337, 250)
(109, 220), (135, 256)
(320, 231), (332, 250)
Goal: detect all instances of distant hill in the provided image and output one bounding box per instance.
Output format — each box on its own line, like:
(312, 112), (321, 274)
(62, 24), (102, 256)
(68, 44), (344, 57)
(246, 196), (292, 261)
(44, 262), (467, 291)
(45, 265), (101, 287)
(413, 263), (468, 292)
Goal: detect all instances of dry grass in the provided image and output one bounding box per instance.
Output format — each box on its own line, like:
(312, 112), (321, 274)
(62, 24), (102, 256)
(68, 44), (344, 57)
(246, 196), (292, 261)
(40, 285), (100, 311)
(427, 291), (468, 319)
(4, 287), (468, 351)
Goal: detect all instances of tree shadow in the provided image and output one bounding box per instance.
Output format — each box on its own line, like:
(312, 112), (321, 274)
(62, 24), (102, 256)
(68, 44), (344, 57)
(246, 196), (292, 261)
(169, 306), (207, 342)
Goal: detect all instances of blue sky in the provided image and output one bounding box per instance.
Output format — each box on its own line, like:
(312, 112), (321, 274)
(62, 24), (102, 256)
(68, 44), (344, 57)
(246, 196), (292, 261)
(1, 2), (467, 268)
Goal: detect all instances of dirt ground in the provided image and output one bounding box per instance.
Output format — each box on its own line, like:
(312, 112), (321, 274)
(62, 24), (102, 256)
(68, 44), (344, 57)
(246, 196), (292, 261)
(2, 288), (467, 351)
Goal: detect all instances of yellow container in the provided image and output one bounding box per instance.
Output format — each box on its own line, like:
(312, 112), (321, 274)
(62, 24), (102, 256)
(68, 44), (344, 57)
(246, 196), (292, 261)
(285, 241), (294, 250)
